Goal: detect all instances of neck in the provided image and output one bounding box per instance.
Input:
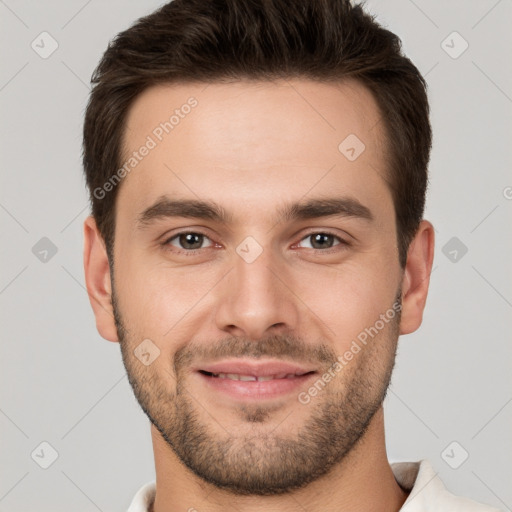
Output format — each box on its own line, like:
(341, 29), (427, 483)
(150, 407), (409, 512)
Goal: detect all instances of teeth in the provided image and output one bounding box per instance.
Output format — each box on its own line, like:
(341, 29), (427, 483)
(209, 372), (302, 381)
(239, 375), (257, 381)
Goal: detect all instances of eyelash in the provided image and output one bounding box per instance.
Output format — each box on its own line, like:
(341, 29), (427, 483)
(161, 230), (350, 255)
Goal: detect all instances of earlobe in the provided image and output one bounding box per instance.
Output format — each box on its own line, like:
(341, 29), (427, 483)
(399, 220), (435, 335)
(83, 216), (119, 342)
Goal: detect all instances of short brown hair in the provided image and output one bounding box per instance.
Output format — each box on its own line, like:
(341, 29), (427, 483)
(83, 0), (431, 268)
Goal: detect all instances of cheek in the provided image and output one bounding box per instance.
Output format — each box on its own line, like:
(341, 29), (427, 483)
(115, 255), (219, 337)
(295, 257), (399, 347)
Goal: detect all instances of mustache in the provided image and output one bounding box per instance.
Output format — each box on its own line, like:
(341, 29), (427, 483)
(173, 334), (338, 375)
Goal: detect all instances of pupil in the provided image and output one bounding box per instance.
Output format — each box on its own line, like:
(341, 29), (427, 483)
(312, 233), (332, 249)
(181, 233), (202, 249)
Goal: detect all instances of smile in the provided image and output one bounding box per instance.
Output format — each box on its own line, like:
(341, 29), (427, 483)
(199, 370), (313, 381)
(195, 361), (318, 401)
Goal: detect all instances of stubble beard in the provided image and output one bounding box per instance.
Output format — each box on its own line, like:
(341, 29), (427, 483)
(113, 286), (401, 496)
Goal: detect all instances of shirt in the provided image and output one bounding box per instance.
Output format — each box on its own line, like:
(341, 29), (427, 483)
(127, 459), (501, 511)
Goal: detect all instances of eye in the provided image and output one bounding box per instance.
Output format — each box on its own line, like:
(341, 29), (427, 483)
(164, 231), (214, 251)
(296, 232), (348, 250)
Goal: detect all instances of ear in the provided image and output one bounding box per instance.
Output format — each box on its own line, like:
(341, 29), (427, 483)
(83, 216), (119, 342)
(399, 220), (435, 335)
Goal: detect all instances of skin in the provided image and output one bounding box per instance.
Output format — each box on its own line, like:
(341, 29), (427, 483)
(84, 79), (435, 511)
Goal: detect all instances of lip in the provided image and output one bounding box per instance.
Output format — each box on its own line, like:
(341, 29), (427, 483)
(194, 359), (318, 401)
(196, 359), (316, 377)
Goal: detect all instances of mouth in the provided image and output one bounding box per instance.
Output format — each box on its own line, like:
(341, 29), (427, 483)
(198, 370), (315, 381)
(194, 360), (318, 400)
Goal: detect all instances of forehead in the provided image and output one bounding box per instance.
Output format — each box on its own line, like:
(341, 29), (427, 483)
(118, 79), (391, 225)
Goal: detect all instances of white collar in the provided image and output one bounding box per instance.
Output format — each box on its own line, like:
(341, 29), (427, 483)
(127, 459), (499, 511)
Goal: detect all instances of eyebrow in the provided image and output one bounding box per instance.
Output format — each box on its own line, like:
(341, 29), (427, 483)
(136, 195), (374, 228)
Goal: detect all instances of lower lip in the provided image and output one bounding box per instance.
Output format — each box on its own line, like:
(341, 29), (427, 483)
(197, 372), (317, 400)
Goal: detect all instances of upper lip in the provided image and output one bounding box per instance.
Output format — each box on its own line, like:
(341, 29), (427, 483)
(196, 359), (317, 377)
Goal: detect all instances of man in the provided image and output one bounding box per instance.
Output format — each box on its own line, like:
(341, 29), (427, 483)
(82, 1), (500, 511)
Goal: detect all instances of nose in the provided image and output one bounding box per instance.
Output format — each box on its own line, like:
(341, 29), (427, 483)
(214, 246), (300, 341)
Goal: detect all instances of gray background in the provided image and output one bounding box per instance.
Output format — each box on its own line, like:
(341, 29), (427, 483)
(1, 0), (511, 510)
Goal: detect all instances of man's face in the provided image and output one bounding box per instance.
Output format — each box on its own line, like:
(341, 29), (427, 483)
(111, 79), (404, 494)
